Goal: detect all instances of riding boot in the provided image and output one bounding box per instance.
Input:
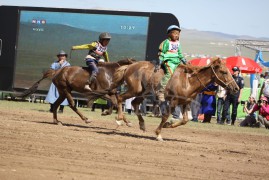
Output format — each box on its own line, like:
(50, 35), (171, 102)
(59, 105), (64, 113)
(84, 72), (97, 91)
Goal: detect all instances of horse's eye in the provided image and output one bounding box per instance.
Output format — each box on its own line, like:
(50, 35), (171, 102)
(221, 71), (228, 74)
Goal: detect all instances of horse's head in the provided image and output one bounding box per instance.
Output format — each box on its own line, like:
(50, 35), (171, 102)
(210, 57), (239, 94)
(117, 58), (136, 66)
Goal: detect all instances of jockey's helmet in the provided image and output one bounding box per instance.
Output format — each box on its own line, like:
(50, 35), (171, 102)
(99, 32), (112, 41)
(167, 25), (181, 34)
(57, 50), (68, 57)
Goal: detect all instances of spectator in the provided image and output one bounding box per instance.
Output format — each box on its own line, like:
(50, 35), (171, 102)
(139, 98), (148, 116)
(125, 97), (135, 115)
(200, 82), (218, 123)
(191, 93), (203, 122)
(220, 66), (244, 125)
(216, 85), (230, 124)
(170, 105), (182, 123)
(250, 96), (269, 128)
(91, 98), (107, 112)
(45, 50), (71, 113)
(259, 71), (269, 100)
(239, 95), (257, 127)
(258, 73), (265, 88)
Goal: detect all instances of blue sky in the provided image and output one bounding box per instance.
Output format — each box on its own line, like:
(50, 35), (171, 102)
(1, 0), (269, 38)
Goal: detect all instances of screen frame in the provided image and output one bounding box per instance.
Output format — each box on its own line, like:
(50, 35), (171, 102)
(0, 5), (179, 92)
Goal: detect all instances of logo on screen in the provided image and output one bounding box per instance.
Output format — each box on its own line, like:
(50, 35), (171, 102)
(32, 19), (46, 24)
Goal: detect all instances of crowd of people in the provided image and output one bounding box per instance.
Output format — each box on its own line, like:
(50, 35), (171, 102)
(44, 24), (269, 130)
(188, 68), (269, 129)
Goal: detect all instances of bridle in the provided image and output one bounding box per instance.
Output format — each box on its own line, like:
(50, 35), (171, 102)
(196, 64), (235, 90)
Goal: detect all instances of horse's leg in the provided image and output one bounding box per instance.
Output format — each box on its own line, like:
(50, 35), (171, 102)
(132, 97), (146, 131)
(53, 95), (65, 124)
(169, 105), (189, 127)
(65, 89), (91, 123)
(115, 91), (133, 126)
(155, 101), (171, 141)
(163, 104), (189, 128)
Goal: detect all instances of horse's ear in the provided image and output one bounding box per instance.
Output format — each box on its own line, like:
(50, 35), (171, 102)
(184, 65), (198, 74)
(212, 57), (221, 64)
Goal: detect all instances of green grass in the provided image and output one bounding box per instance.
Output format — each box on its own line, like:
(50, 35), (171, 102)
(1, 100), (268, 136)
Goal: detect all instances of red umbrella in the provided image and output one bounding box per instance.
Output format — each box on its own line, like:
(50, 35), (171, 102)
(188, 57), (212, 66)
(225, 56), (262, 74)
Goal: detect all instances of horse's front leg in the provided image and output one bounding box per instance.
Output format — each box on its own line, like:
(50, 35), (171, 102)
(65, 90), (91, 123)
(155, 101), (170, 141)
(169, 105), (189, 128)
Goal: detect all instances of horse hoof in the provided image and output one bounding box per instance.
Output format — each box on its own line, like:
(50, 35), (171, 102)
(53, 120), (59, 124)
(140, 127), (146, 132)
(163, 122), (172, 128)
(126, 122), (132, 127)
(139, 126), (146, 132)
(101, 110), (111, 116)
(156, 137), (164, 142)
(85, 119), (92, 124)
(116, 120), (123, 126)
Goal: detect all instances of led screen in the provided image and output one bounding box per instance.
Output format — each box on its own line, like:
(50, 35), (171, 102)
(15, 10), (149, 90)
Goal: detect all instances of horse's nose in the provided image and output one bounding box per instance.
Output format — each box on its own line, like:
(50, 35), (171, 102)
(234, 87), (239, 92)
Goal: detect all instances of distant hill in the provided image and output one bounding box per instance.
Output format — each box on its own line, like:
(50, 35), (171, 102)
(181, 28), (269, 60)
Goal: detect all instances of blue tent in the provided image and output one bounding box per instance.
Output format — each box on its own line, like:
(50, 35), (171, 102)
(250, 51), (268, 89)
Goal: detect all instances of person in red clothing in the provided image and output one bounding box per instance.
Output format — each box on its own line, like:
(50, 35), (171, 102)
(250, 96), (269, 128)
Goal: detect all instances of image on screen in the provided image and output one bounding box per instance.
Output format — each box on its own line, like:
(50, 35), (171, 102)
(15, 10), (149, 90)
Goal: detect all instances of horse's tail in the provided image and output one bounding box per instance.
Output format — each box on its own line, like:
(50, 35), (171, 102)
(110, 65), (129, 90)
(15, 69), (57, 98)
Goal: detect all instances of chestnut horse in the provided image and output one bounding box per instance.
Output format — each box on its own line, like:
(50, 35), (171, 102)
(17, 58), (135, 124)
(110, 57), (239, 141)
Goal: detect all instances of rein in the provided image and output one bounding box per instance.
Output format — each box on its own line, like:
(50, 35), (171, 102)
(210, 65), (234, 88)
(196, 65), (234, 90)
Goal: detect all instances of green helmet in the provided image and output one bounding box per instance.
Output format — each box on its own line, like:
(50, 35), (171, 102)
(99, 32), (111, 41)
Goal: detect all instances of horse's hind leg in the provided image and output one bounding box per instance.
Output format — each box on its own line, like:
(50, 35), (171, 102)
(53, 95), (65, 124)
(132, 97), (146, 131)
(65, 90), (91, 123)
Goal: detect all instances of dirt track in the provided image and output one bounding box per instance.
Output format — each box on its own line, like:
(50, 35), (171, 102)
(0, 101), (269, 180)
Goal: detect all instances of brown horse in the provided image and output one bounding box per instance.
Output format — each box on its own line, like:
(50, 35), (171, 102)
(110, 57), (239, 141)
(17, 58), (135, 124)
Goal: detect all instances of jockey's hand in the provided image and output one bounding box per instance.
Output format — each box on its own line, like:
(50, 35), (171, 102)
(154, 64), (160, 72)
(154, 60), (162, 72)
(181, 58), (187, 65)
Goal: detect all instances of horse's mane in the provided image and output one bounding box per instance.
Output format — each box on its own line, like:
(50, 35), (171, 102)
(181, 57), (222, 75)
(98, 58), (136, 67)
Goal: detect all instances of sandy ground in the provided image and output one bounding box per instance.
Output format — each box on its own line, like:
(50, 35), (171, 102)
(0, 102), (269, 180)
